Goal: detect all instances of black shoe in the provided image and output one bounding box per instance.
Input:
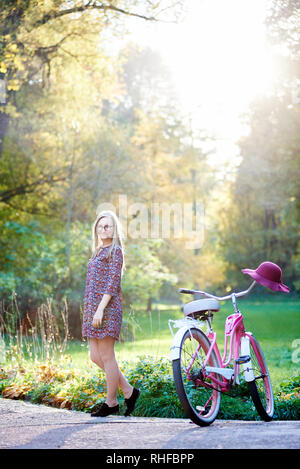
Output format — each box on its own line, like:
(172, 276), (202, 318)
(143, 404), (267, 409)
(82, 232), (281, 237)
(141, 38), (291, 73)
(124, 388), (140, 417)
(91, 402), (119, 417)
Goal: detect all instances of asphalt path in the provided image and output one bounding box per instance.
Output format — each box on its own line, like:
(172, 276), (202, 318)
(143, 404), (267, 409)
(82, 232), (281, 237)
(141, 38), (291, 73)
(0, 397), (299, 452)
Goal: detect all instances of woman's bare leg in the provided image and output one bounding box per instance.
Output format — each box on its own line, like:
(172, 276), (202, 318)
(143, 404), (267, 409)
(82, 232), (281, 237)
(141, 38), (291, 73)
(89, 338), (105, 370)
(88, 337), (133, 406)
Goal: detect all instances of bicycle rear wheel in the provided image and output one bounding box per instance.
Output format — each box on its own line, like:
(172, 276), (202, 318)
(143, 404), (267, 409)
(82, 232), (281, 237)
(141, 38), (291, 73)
(247, 333), (274, 421)
(172, 328), (221, 426)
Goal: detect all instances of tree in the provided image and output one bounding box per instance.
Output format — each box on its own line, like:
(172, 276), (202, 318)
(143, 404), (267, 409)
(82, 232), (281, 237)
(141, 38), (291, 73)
(0, 0), (185, 158)
(265, 0), (300, 59)
(0, 13), (194, 316)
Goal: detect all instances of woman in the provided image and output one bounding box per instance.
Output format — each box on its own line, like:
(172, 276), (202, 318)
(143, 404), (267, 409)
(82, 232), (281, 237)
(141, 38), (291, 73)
(82, 210), (140, 417)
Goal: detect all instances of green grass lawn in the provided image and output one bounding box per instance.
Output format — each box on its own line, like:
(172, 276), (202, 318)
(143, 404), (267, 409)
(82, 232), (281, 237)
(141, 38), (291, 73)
(66, 295), (300, 394)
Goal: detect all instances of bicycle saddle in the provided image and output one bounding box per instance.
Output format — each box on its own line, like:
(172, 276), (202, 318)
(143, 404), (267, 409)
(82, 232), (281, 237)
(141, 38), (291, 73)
(183, 299), (220, 319)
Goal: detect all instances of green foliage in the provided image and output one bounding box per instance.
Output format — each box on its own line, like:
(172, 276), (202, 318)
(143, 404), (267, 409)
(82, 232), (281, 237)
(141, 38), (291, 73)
(121, 356), (184, 418)
(1, 355), (299, 420)
(0, 219), (91, 307)
(122, 240), (178, 307)
(278, 375), (300, 394)
(273, 375), (300, 420)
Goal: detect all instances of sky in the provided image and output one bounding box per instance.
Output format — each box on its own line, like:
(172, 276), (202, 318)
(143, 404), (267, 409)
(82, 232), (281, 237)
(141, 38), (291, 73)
(125, 0), (275, 169)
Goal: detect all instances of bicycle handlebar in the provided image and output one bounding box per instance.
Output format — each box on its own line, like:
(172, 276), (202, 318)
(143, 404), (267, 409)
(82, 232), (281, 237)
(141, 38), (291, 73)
(178, 281), (256, 301)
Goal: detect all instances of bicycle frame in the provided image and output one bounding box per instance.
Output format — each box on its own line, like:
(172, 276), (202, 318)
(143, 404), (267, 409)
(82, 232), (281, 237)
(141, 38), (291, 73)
(169, 281), (258, 393)
(199, 312), (247, 391)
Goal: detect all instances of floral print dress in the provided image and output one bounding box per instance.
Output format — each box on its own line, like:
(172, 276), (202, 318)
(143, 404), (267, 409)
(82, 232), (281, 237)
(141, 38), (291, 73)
(82, 244), (123, 341)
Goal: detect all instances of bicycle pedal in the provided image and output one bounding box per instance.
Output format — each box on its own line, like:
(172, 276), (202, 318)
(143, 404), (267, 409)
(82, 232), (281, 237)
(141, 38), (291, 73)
(235, 355), (251, 365)
(190, 370), (202, 380)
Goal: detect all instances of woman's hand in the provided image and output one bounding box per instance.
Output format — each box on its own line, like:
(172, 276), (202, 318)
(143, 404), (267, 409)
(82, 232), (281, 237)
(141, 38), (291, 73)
(92, 294), (112, 328)
(92, 309), (104, 328)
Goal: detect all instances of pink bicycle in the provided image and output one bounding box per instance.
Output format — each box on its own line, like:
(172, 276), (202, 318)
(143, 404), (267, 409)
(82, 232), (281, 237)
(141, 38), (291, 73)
(169, 262), (289, 427)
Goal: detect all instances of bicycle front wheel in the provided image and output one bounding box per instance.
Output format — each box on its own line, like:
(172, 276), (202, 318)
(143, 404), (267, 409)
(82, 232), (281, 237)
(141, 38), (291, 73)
(172, 328), (221, 426)
(247, 333), (274, 421)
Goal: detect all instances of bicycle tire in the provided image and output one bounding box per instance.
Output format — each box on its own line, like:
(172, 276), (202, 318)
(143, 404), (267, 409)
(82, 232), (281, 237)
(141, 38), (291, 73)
(246, 333), (274, 421)
(172, 327), (221, 426)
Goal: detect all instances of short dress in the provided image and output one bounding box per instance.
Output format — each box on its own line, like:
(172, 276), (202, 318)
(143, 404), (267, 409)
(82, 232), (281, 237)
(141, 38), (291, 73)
(82, 244), (123, 341)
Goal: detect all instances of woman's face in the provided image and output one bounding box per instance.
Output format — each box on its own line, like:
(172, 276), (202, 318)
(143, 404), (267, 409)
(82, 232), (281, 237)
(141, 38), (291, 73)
(96, 216), (114, 242)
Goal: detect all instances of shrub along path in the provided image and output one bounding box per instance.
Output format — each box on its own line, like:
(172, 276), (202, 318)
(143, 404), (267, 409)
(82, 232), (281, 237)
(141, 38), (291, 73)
(1, 356), (299, 420)
(1, 397), (299, 450)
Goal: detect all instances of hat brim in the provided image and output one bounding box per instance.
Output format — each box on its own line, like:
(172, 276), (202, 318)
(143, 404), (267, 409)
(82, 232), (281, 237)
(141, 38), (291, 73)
(242, 269), (290, 293)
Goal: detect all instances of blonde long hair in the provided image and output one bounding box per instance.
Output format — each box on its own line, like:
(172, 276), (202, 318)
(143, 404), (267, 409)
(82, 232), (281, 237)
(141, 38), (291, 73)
(91, 210), (126, 274)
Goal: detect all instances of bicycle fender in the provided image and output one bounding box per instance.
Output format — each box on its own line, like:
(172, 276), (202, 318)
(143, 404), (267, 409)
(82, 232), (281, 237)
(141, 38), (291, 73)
(240, 335), (255, 382)
(169, 326), (190, 361)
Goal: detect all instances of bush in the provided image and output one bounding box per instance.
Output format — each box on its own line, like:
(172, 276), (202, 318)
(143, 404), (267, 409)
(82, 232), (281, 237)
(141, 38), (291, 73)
(0, 356), (299, 420)
(274, 375), (300, 420)
(0, 359), (108, 412)
(121, 356), (185, 418)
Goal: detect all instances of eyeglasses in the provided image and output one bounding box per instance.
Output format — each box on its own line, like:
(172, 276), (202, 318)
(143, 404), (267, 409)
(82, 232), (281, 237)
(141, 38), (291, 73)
(97, 224), (113, 232)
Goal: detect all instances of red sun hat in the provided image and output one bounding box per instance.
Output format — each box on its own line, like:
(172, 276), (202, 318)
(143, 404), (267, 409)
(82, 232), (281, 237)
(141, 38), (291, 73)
(242, 261), (290, 293)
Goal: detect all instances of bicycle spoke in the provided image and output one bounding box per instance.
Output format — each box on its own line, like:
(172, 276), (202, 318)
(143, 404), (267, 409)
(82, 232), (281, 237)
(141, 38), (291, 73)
(172, 328), (221, 426)
(198, 394), (213, 416)
(254, 374), (268, 380)
(247, 334), (274, 421)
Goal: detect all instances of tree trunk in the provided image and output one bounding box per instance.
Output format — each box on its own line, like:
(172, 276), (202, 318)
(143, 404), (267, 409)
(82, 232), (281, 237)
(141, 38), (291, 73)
(146, 296), (152, 312)
(0, 112), (10, 159)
